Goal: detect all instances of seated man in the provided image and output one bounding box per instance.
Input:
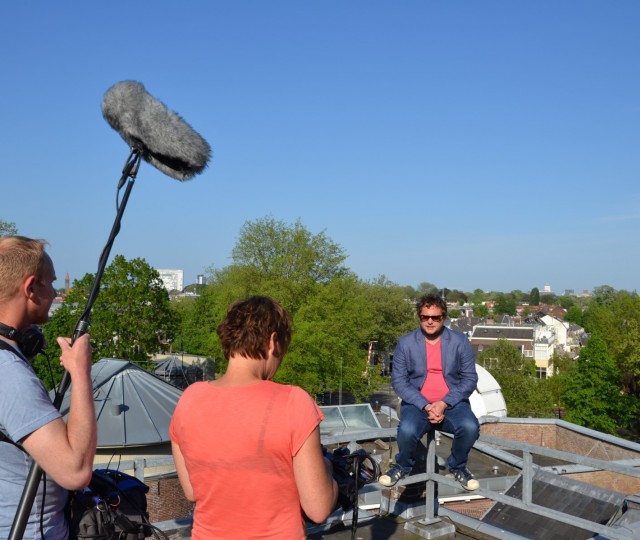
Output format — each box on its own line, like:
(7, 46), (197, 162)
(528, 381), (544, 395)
(379, 294), (480, 491)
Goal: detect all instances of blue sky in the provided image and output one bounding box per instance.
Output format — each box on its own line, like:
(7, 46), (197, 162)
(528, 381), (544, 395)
(2, 1), (638, 295)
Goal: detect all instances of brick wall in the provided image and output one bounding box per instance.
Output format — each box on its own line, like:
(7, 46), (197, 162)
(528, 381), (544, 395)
(480, 421), (640, 495)
(481, 422), (558, 449)
(481, 422), (640, 460)
(567, 470), (640, 494)
(555, 427), (639, 460)
(145, 476), (194, 523)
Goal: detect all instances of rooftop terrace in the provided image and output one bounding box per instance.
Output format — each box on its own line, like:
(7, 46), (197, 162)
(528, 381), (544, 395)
(129, 412), (640, 539)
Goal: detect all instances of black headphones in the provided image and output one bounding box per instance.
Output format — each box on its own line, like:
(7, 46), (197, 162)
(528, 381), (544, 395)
(0, 322), (47, 359)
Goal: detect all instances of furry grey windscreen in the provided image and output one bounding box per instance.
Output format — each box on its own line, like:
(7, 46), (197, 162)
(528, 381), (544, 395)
(101, 81), (211, 181)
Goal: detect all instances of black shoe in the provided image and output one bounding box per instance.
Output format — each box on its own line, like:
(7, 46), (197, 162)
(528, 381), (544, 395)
(379, 464), (407, 487)
(450, 467), (479, 491)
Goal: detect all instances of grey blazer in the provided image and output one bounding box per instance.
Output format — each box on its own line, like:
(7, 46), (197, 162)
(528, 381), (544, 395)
(391, 326), (478, 411)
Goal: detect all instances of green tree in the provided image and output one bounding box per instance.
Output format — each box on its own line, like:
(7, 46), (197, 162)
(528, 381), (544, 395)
(171, 294), (213, 355)
(416, 282), (439, 297)
(401, 285), (417, 301)
(472, 303), (489, 318)
(542, 352), (576, 410)
(229, 216), (348, 313)
(540, 293), (556, 305)
(562, 336), (637, 434)
(564, 305), (584, 326)
(359, 276), (415, 354)
(529, 287), (540, 305)
(39, 255), (178, 384)
(471, 289), (486, 306)
(189, 215), (353, 359)
(590, 285), (619, 307)
(280, 276), (377, 401)
(493, 293), (517, 316)
(510, 290), (528, 303)
(178, 218), (415, 400)
(0, 220), (17, 236)
(583, 291), (640, 400)
(477, 339), (553, 417)
(557, 295), (575, 310)
(447, 289), (468, 305)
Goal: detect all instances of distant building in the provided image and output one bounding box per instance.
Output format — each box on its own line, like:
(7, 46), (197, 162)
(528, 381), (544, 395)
(49, 299), (64, 318)
(470, 320), (557, 378)
(157, 269), (184, 292)
(196, 274), (205, 285)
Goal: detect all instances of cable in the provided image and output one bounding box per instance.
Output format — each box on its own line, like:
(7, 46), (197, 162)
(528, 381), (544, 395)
(39, 473), (46, 540)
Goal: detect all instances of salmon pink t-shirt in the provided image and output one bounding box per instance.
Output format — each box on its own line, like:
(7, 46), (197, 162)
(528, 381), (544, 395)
(170, 380), (323, 539)
(420, 339), (450, 403)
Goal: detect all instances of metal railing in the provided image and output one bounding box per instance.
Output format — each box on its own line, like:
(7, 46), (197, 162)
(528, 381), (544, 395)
(407, 430), (640, 540)
(100, 423), (640, 539)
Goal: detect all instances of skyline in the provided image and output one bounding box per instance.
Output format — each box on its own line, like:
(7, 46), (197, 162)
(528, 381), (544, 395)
(2, 2), (639, 294)
(51, 262), (602, 298)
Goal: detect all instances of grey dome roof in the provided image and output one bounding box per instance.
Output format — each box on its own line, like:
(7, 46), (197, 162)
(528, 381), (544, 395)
(54, 358), (183, 448)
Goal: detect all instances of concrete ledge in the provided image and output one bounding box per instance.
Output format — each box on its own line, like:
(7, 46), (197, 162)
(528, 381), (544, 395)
(404, 518), (456, 539)
(151, 516), (193, 538)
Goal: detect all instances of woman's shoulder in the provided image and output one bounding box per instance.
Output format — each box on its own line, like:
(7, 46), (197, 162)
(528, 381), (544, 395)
(266, 381), (316, 403)
(179, 381), (210, 397)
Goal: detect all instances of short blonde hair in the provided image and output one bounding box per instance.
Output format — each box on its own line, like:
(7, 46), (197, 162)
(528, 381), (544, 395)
(0, 236), (49, 302)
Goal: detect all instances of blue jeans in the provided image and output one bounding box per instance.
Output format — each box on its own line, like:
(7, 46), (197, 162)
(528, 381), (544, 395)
(395, 399), (479, 473)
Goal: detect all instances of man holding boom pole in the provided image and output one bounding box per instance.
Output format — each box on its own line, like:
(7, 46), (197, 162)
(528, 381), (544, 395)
(0, 236), (96, 539)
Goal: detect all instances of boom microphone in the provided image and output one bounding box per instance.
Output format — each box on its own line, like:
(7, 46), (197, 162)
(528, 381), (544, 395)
(102, 80), (211, 180)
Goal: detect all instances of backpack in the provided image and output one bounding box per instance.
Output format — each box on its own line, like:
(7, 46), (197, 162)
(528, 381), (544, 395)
(69, 469), (154, 540)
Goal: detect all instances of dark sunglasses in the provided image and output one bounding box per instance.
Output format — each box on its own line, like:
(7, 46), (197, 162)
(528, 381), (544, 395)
(419, 314), (444, 322)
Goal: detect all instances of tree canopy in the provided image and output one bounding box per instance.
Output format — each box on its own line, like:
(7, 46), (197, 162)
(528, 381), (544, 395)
(228, 216), (348, 312)
(26, 213), (639, 437)
(562, 335), (637, 434)
(582, 290), (640, 401)
(0, 219), (17, 236)
(37, 255), (178, 386)
(177, 217), (416, 402)
(477, 338), (553, 417)
(493, 293), (517, 317)
(529, 287), (540, 305)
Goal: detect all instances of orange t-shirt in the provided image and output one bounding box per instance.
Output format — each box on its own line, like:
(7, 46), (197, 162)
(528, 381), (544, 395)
(420, 339), (450, 403)
(169, 380), (323, 539)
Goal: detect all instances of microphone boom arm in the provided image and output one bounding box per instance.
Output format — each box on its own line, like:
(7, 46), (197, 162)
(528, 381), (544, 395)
(9, 148), (142, 540)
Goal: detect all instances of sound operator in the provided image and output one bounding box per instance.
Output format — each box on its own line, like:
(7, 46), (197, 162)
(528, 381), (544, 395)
(0, 236), (96, 539)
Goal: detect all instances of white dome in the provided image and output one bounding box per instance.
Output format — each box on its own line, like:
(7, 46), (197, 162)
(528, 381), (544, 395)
(469, 364), (508, 418)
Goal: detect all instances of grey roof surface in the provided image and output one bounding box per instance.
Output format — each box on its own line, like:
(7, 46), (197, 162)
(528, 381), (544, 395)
(55, 358), (183, 448)
(482, 468), (626, 539)
(472, 326), (534, 340)
(154, 356), (204, 389)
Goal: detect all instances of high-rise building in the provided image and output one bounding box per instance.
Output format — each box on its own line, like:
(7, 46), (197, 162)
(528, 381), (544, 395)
(157, 269), (184, 292)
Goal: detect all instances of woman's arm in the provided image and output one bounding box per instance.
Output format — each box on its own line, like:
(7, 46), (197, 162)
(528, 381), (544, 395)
(293, 426), (338, 523)
(171, 441), (195, 501)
